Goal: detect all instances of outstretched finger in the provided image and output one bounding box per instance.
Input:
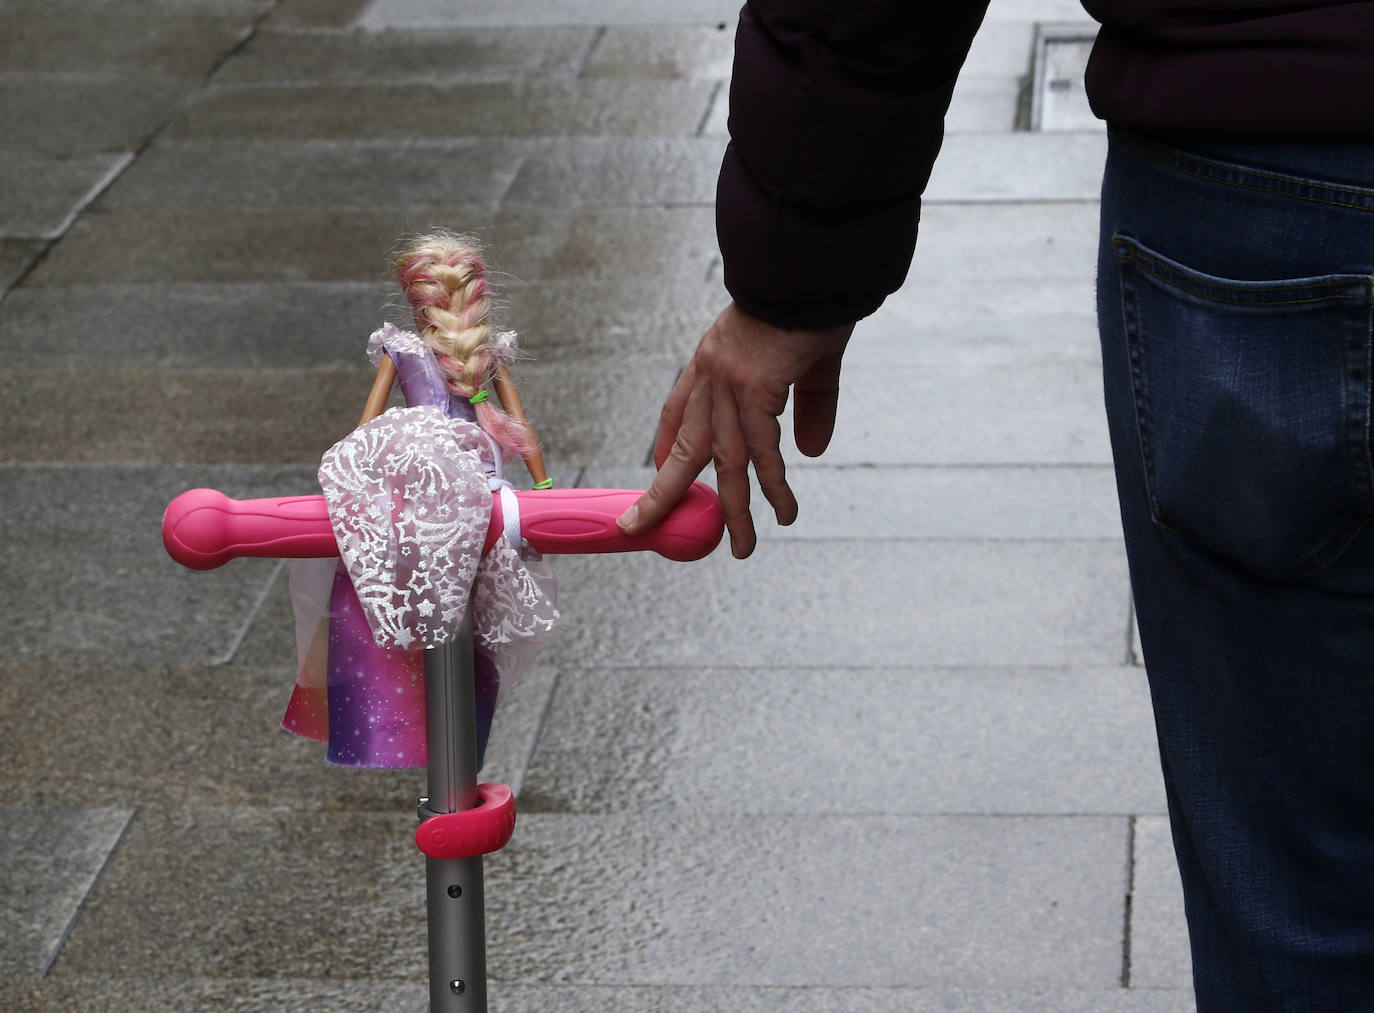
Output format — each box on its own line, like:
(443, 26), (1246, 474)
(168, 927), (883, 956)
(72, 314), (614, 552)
(652, 360), (696, 470)
(742, 401), (796, 527)
(712, 380), (757, 558)
(619, 378), (712, 536)
(792, 352), (845, 458)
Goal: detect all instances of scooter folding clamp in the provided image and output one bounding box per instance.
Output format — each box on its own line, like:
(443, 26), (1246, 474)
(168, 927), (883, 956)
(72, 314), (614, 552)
(415, 782), (517, 860)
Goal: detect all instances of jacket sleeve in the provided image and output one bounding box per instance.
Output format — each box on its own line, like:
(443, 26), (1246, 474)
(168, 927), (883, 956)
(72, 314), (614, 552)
(718, 0), (990, 329)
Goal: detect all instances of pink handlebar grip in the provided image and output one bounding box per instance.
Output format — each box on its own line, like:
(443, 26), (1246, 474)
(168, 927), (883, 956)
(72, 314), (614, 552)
(515, 483), (723, 562)
(163, 482), (723, 570)
(162, 490), (339, 571)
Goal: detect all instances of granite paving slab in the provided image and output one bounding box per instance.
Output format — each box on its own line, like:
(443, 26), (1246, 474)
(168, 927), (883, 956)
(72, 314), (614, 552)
(875, 277), (1098, 338)
(547, 538), (1131, 669)
(811, 203), (1102, 286)
(485, 813), (1128, 987)
(0, 77), (193, 155)
(358, 0), (745, 29)
(579, 464), (1124, 541)
(0, 277), (718, 370)
(0, 240), (44, 291)
(0, 805), (133, 977)
(214, 26), (596, 84)
(24, 210), (433, 285)
(0, 466), (312, 665)
(504, 138), (722, 208)
(165, 80), (716, 140)
(2, 367), (372, 465)
(0, 152), (130, 240)
(520, 664), (1164, 815)
(943, 76), (1024, 133)
(29, 207), (718, 285)
(1130, 816), (1192, 989)
(852, 307), (1100, 366)
(582, 25), (735, 79)
(924, 133), (1107, 203)
(0, 7), (258, 77)
(265, 0), (372, 29)
(0, 981), (1196, 1013)
(791, 360), (1112, 466)
(0, 659), (554, 809)
(101, 139), (527, 211)
(48, 807), (426, 982)
(0, 283), (390, 369)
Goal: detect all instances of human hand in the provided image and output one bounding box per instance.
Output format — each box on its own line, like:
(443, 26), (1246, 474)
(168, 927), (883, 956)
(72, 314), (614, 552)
(616, 302), (854, 558)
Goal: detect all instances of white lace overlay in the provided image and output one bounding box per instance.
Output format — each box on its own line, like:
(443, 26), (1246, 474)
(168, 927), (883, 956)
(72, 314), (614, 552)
(319, 405), (563, 660)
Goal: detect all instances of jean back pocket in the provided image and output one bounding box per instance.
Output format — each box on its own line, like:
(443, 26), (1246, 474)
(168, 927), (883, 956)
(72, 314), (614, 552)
(1113, 234), (1374, 578)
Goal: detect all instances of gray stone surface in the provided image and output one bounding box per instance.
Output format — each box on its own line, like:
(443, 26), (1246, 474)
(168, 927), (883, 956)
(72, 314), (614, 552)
(0, 153), (130, 239)
(807, 360), (1112, 466)
(925, 133), (1108, 203)
(214, 26), (596, 83)
(28, 207), (719, 285)
(0, 467), (310, 665)
(359, 0), (745, 29)
(944, 75), (1025, 133)
(581, 464), (1123, 540)
(265, 0), (372, 28)
(0, 982), (1194, 1013)
(485, 814), (1128, 987)
(1131, 816), (1192, 989)
(25, 210), (453, 285)
(0, 283), (390, 369)
(0, 806), (133, 977)
(0, 278), (720, 370)
(521, 665), (1164, 815)
(0, 658), (553, 809)
(101, 140), (525, 211)
(0, 78), (191, 155)
(2, 367), (372, 465)
(0, 240), (44, 290)
(505, 138), (721, 208)
(166, 80), (716, 140)
(0, 5), (261, 76)
(49, 808), (426, 981)
(583, 25), (735, 80)
(547, 539), (1131, 669)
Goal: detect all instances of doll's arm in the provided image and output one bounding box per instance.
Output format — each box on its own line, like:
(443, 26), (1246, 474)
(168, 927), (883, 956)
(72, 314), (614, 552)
(358, 355), (398, 427)
(491, 360), (550, 487)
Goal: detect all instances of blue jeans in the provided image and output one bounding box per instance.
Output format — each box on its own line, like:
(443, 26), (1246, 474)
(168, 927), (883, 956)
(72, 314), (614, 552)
(1098, 130), (1374, 1010)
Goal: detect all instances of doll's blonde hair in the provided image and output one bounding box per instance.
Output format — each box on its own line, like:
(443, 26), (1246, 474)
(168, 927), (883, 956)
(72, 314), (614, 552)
(396, 232), (536, 459)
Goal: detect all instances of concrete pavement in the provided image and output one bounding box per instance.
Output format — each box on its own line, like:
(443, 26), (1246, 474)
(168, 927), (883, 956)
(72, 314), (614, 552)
(0, 1), (1194, 1009)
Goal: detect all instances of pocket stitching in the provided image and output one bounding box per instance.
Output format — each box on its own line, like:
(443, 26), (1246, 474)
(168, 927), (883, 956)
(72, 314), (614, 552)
(1111, 234), (1374, 579)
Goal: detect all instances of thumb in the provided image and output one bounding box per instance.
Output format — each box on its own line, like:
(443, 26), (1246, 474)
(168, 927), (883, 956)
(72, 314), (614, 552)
(792, 351), (845, 458)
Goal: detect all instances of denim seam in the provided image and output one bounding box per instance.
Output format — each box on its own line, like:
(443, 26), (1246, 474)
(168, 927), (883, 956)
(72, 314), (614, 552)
(1112, 245), (1163, 528)
(1112, 235), (1374, 580)
(1118, 133), (1374, 213)
(1120, 247), (1365, 307)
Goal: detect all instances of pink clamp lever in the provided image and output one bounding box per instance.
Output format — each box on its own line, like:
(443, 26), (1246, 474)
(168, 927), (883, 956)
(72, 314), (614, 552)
(163, 482), (723, 569)
(415, 783), (516, 860)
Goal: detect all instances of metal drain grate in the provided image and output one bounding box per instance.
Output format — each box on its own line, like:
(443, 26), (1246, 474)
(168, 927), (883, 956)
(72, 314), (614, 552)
(1029, 24), (1101, 132)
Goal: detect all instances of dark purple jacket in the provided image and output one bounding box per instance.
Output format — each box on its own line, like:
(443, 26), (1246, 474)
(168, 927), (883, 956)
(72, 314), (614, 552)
(719, 0), (1374, 330)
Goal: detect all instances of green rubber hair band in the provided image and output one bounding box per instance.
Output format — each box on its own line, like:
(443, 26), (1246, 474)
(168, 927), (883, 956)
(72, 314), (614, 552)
(533, 479), (554, 490)
(469, 390), (489, 405)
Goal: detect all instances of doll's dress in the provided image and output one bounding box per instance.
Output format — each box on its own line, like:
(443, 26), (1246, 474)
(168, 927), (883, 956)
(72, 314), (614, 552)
(282, 323), (562, 768)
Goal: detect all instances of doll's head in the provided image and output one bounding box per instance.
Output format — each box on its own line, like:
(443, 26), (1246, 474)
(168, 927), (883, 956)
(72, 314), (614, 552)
(396, 232), (536, 458)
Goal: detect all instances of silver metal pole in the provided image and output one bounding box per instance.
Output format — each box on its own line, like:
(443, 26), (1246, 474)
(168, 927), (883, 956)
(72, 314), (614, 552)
(422, 611), (488, 1012)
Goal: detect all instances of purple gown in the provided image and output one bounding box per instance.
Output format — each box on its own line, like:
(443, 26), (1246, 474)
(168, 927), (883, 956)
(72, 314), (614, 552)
(284, 325), (561, 767)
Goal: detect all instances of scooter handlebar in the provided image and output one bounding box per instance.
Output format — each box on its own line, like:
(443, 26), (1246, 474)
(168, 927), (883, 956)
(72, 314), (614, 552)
(162, 483), (723, 570)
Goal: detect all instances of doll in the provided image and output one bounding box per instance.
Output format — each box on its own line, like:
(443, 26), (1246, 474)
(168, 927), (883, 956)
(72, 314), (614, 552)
(283, 232), (563, 768)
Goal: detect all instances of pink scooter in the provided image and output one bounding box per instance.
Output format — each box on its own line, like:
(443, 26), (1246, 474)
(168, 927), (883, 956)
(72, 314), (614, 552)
(163, 482), (723, 1011)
